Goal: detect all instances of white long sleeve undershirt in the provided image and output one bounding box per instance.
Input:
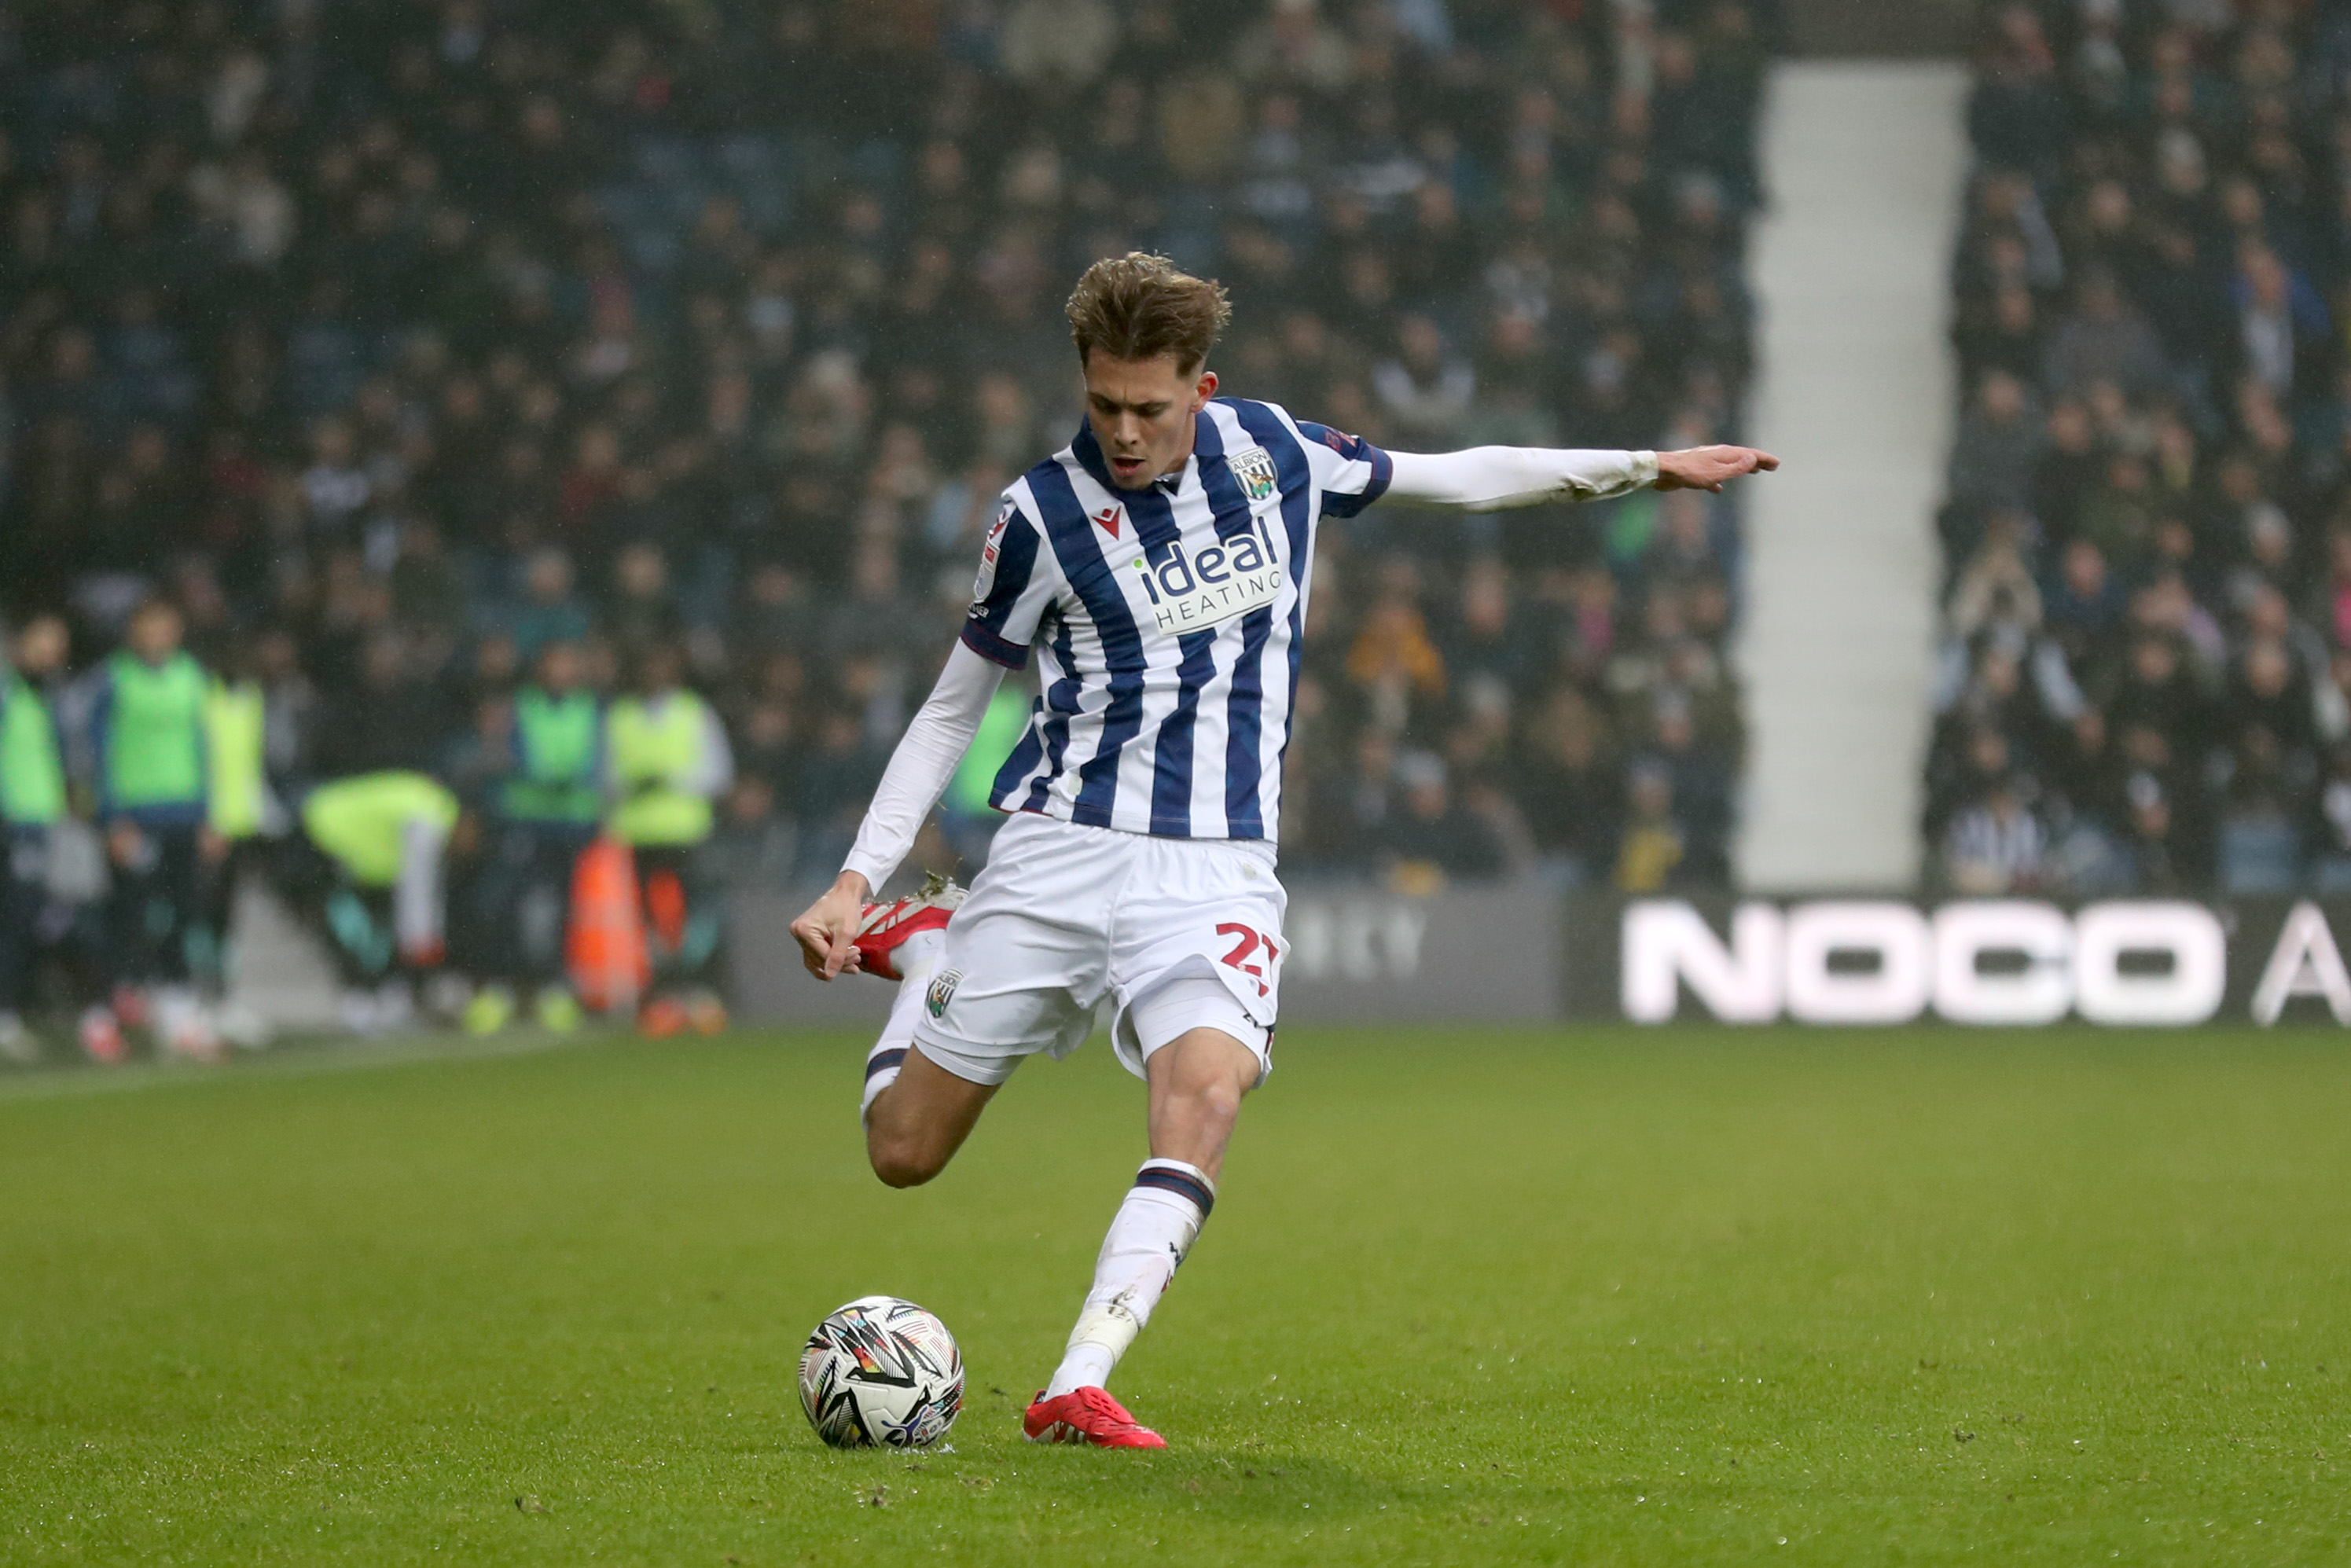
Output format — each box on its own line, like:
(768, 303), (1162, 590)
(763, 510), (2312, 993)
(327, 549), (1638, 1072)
(841, 640), (1005, 892)
(837, 442), (1659, 890)
(1382, 446), (1658, 509)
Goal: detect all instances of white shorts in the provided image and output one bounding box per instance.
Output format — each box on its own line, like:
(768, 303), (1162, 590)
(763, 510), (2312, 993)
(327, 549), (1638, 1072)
(910, 811), (1286, 1088)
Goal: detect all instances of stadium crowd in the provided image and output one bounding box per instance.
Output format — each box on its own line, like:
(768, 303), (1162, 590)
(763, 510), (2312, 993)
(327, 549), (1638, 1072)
(1934, 0), (2351, 895)
(0, 0), (1770, 1056)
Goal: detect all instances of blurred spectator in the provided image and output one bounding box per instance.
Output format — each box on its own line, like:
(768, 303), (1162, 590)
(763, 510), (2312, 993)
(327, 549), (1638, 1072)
(1614, 758), (1688, 893)
(1934, 2), (2351, 895)
(1373, 752), (1505, 893)
(1946, 371), (2042, 516)
(1944, 775), (2047, 894)
(510, 549), (591, 662)
(1513, 688), (1619, 887)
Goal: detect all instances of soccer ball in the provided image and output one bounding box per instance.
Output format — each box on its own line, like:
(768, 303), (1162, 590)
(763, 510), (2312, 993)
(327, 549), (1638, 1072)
(797, 1295), (964, 1449)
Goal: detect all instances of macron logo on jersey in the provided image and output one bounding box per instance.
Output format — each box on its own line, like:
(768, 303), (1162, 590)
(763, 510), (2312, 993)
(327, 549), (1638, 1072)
(1130, 512), (1284, 635)
(1093, 505), (1123, 537)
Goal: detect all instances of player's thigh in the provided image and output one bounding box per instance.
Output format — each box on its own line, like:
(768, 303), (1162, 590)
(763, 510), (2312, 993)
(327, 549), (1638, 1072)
(1107, 843), (1286, 1081)
(911, 841), (1115, 1074)
(1115, 839), (1288, 1006)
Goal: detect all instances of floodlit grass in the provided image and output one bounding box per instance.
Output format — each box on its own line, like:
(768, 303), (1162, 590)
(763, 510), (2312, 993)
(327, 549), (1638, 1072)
(1, 1024), (2346, 1565)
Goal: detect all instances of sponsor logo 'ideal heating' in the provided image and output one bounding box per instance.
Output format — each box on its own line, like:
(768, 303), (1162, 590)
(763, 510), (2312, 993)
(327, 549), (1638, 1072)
(1129, 512), (1284, 635)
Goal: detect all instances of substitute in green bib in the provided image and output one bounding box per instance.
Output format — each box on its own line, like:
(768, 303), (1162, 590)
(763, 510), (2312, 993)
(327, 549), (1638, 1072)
(0, 613), (72, 1063)
(465, 638), (602, 1035)
(86, 599), (219, 1059)
(604, 641), (734, 1037)
(197, 634), (277, 1015)
(299, 771), (460, 1035)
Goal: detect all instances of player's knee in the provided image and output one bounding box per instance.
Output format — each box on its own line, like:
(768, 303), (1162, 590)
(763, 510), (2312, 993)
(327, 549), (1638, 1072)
(1180, 1074), (1246, 1134)
(867, 1126), (946, 1189)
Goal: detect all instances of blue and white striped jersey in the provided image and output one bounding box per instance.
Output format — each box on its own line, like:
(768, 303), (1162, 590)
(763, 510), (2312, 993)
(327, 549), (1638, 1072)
(961, 396), (1391, 843)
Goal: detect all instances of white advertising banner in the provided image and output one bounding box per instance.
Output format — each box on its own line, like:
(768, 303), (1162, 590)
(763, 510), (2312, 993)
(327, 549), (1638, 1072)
(729, 890), (2351, 1028)
(1596, 897), (2351, 1027)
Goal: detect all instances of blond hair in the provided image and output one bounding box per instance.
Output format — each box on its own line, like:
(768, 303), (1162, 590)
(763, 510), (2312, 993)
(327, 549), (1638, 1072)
(1064, 252), (1232, 373)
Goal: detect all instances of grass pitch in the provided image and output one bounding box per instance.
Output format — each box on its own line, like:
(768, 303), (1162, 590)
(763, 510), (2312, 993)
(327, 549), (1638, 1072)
(1, 1025), (2346, 1566)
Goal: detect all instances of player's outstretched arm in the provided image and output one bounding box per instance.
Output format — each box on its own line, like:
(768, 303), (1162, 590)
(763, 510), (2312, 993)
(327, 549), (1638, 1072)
(1379, 443), (1777, 511)
(788, 641), (1005, 980)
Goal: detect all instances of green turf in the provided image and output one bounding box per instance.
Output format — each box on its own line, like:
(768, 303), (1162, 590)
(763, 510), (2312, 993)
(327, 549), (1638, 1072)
(1, 1025), (2345, 1566)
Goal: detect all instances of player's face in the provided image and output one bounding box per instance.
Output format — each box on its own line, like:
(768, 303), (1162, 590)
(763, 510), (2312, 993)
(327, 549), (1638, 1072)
(1081, 351), (1216, 490)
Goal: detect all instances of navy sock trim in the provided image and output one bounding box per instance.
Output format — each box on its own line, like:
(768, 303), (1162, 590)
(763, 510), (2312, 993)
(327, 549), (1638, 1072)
(865, 1046), (908, 1081)
(1133, 1165), (1214, 1217)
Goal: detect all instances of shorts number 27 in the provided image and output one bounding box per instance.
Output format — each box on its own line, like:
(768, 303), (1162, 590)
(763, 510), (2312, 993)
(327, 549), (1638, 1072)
(1216, 923), (1280, 997)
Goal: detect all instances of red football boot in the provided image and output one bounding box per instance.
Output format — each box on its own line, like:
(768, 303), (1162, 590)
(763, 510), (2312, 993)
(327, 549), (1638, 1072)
(850, 872), (966, 982)
(1023, 1386), (1167, 1449)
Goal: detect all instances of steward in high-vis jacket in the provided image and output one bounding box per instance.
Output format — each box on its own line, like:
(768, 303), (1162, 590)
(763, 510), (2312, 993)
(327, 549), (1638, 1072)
(0, 613), (72, 1058)
(604, 640), (733, 1036)
(468, 638), (602, 1034)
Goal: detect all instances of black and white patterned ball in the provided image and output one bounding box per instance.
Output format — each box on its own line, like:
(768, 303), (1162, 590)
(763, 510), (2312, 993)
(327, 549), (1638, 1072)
(796, 1295), (964, 1449)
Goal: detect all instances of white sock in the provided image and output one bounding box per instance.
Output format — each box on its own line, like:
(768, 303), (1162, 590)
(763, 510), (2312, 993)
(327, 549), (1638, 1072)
(1044, 1159), (1216, 1398)
(395, 817), (449, 959)
(860, 930), (945, 1117)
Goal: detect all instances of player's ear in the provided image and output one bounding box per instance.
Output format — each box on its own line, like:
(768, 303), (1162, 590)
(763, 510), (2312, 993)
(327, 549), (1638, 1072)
(1192, 369), (1218, 409)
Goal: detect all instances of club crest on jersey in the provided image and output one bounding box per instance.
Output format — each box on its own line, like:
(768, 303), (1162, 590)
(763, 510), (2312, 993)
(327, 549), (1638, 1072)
(925, 968), (962, 1019)
(1131, 512), (1283, 635)
(1229, 446), (1279, 502)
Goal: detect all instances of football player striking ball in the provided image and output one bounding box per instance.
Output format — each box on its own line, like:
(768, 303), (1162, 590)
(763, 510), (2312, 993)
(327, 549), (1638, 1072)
(792, 253), (1775, 1448)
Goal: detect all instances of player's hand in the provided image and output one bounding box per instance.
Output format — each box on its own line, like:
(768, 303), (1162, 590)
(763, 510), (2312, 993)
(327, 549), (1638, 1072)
(1655, 445), (1779, 492)
(790, 870), (872, 980)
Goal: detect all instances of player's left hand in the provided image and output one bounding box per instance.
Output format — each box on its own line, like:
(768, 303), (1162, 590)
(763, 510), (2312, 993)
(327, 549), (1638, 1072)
(790, 870), (871, 980)
(1655, 445), (1779, 492)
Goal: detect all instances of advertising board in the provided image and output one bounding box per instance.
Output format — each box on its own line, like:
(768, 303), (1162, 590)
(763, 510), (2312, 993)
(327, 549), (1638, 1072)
(1574, 896), (2351, 1026)
(733, 889), (2351, 1028)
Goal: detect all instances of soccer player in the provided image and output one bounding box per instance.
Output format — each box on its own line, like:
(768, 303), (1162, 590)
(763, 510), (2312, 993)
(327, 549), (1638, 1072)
(790, 254), (1775, 1448)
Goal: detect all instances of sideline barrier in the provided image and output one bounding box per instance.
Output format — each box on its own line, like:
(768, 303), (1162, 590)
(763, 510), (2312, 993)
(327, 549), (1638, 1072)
(732, 889), (2351, 1027)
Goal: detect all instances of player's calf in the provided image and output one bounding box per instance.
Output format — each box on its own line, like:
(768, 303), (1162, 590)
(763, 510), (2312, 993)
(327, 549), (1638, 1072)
(1143, 1025), (1263, 1177)
(848, 878), (962, 1118)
